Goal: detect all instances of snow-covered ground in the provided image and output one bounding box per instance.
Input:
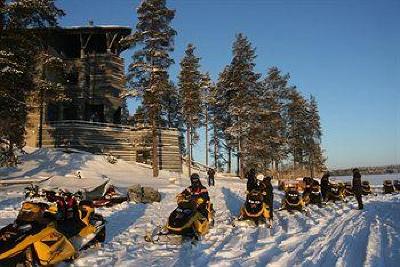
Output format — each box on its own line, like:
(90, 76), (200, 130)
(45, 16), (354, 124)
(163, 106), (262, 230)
(1, 148), (400, 266)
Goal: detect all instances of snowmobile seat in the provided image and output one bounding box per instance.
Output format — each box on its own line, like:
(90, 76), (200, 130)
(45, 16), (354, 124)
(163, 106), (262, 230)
(393, 180), (400, 191)
(383, 180), (395, 194)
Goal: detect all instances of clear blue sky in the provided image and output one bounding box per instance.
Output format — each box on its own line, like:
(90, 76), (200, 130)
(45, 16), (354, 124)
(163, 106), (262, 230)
(58, 0), (400, 169)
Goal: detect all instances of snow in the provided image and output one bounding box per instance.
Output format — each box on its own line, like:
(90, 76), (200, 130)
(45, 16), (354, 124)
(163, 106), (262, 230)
(1, 148), (400, 266)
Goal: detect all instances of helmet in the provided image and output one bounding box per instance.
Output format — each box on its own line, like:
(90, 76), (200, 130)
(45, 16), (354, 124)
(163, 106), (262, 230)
(190, 173), (201, 185)
(256, 174), (264, 181)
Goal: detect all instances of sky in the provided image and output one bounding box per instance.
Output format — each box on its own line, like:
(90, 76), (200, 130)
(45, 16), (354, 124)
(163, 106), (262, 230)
(57, 0), (400, 169)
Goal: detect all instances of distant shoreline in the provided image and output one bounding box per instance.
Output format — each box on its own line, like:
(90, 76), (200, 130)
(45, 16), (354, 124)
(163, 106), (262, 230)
(331, 165), (400, 176)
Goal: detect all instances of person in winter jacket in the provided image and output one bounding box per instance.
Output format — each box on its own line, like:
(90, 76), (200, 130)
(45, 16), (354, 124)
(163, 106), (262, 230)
(181, 173), (210, 202)
(352, 168), (363, 209)
(260, 176), (274, 221)
(181, 173), (210, 218)
(320, 171), (330, 201)
(246, 168), (258, 192)
(207, 168), (216, 187)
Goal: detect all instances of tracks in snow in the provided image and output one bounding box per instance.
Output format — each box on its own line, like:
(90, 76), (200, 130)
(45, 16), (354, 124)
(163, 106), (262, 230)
(2, 182), (398, 267)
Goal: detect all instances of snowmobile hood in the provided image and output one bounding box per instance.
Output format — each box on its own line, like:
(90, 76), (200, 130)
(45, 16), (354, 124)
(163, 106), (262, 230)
(0, 223), (46, 255)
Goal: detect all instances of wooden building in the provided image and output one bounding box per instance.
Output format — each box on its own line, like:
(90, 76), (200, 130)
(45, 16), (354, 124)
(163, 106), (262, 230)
(25, 25), (182, 172)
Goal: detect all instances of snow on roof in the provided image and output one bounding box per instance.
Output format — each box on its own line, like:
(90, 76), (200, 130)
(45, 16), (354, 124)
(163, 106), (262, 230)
(65, 25), (131, 30)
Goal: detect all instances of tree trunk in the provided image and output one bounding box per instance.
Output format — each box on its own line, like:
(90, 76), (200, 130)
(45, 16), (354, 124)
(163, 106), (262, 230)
(205, 110), (209, 167)
(236, 148), (240, 176)
(239, 137), (244, 179)
(0, 0), (4, 31)
(227, 146), (232, 173)
(310, 154), (314, 178)
(213, 127), (218, 171)
(38, 91), (44, 148)
(152, 119), (159, 177)
(186, 124), (191, 177)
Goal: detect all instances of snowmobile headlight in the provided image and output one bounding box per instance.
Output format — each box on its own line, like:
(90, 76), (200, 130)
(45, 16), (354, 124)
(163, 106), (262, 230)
(183, 209), (192, 215)
(18, 224), (32, 233)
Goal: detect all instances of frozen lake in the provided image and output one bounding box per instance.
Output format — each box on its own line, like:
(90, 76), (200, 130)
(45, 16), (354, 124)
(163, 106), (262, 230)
(331, 173), (400, 185)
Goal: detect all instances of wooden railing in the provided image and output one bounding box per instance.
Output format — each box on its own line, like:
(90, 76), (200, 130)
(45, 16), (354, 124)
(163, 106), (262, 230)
(46, 120), (179, 132)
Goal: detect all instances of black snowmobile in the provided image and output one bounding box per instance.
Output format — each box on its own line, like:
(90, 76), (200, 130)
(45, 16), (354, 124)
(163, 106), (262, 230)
(234, 190), (271, 227)
(326, 181), (345, 202)
(344, 181), (354, 197)
(393, 180), (400, 191)
(361, 181), (373, 195)
(383, 180), (395, 194)
(303, 181), (322, 205)
(281, 186), (305, 212)
(145, 194), (214, 244)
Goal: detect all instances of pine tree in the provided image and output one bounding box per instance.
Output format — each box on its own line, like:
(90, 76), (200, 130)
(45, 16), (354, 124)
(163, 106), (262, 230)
(0, 0), (64, 166)
(252, 67), (291, 173)
(178, 43), (203, 176)
(200, 72), (213, 167)
(208, 75), (225, 171)
(126, 0), (176, 177)
(223, 33), (261, 178)
(305, 95), (325, 177)
(161, 80), (181, 128)
(34, 50), (66, 147)
(215, 66), (234, 173)
(286, 88), (309, 169)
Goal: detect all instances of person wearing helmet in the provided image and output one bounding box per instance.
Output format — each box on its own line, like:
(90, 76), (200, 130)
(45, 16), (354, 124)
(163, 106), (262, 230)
(181, 173), (210, 202)
(352, 168), (363, 209)
(260, 176), (274, 223)
(246, 168), (258, 192)
(180, 173), (211, 219)
(320, 171), (330, 201)
(207, 168), (216, 187)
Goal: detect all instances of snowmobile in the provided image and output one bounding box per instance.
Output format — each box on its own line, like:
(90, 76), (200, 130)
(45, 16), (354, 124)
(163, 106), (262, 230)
(344, 182), (354, 197)
(0, 198), (105, 266)
(145, 193), (214, 245)
(234, 190), (271, 227)
(280, 186), (305, 212)
(303, 181), (322, 205)
(393, 180), (400, 191)
(92, 185), (129, 208)
(361, 181), (373, 195)
(326, 181), (346, 202)
(383, 180), (395, 194)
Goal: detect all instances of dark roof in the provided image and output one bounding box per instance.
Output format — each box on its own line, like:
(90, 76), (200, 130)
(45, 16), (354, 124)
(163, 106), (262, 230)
(45, 25), (132, 36)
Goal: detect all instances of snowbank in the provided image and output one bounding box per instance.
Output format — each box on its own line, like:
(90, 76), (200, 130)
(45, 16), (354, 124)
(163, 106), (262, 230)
(0, 147), (183, 189)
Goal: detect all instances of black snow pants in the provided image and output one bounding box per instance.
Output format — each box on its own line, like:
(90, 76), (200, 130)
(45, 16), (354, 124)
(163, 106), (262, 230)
(355, 193), (363, 209)
(321, 188), (328, 201)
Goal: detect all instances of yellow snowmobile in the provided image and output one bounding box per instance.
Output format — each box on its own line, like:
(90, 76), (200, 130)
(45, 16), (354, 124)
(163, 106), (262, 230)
(0, 199), (105, 266)
(303, 182), (322, 206)
(234, 190), (271, 227)
(281, 185), (306, 212)
(362, 181), (373, 195)
(326, 181), (346, 202)
(145, 193), (214, 245)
